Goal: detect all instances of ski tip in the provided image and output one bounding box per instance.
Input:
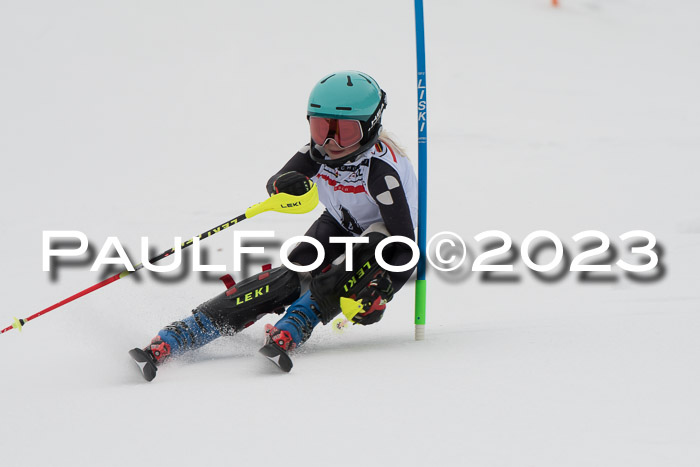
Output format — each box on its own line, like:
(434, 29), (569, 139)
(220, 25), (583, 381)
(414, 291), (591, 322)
(259, 344), (293, 373)
(128, 348), (158, 382)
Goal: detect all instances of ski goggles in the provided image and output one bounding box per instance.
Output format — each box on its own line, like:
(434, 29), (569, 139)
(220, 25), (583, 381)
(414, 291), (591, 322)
(309, 117), (363, 149)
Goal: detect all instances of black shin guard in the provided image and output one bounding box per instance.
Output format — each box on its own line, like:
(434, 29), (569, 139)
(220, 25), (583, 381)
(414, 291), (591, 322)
(195, 266), (301, 334)
(309, 230), (388, 324)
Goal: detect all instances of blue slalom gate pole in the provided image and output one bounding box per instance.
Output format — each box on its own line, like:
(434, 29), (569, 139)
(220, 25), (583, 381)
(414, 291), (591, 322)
(414, 0), (428, 341)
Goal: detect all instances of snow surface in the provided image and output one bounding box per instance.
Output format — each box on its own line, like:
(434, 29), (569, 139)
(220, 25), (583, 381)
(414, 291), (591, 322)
(1, 0), (699, 466)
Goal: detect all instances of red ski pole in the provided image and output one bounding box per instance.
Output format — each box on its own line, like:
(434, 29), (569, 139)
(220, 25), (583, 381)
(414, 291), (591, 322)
(2, 185), (318, 334)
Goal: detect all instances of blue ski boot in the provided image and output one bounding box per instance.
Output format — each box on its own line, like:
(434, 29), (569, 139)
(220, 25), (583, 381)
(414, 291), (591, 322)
(129, 311), (221, 381)
(259, 291), (321, 372)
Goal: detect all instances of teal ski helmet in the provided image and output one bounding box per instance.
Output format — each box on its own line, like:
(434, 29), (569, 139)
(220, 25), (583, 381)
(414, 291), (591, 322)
(307, 71), (387, 167)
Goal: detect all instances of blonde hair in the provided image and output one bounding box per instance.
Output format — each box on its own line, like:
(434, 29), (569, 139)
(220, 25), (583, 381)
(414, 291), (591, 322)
(378, 129), (408, 158)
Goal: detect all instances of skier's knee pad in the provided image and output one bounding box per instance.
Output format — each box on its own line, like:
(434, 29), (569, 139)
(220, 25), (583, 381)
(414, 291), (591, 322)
(309, 225), (389, 324)
(195, 266), (301, 334)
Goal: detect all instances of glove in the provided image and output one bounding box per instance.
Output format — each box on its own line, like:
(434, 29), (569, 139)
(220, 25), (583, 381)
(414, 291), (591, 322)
(351, 272), (394, 326)
(267, 171), (312, 196)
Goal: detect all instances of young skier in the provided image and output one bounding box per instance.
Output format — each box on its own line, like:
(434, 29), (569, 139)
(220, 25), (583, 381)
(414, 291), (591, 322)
(129, 71), (418, 380)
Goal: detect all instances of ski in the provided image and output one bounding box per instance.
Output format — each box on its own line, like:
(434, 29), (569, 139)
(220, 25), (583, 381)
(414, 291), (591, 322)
(128, 348), (158, 382)
(259, 343), (293, 372)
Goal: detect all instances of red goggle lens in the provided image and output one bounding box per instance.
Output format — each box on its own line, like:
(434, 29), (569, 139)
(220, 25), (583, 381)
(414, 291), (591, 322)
(309, 117), (363, 149)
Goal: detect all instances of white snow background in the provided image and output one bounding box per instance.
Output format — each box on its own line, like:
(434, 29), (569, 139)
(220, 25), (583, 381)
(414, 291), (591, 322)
(1, 0), (699, 466)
